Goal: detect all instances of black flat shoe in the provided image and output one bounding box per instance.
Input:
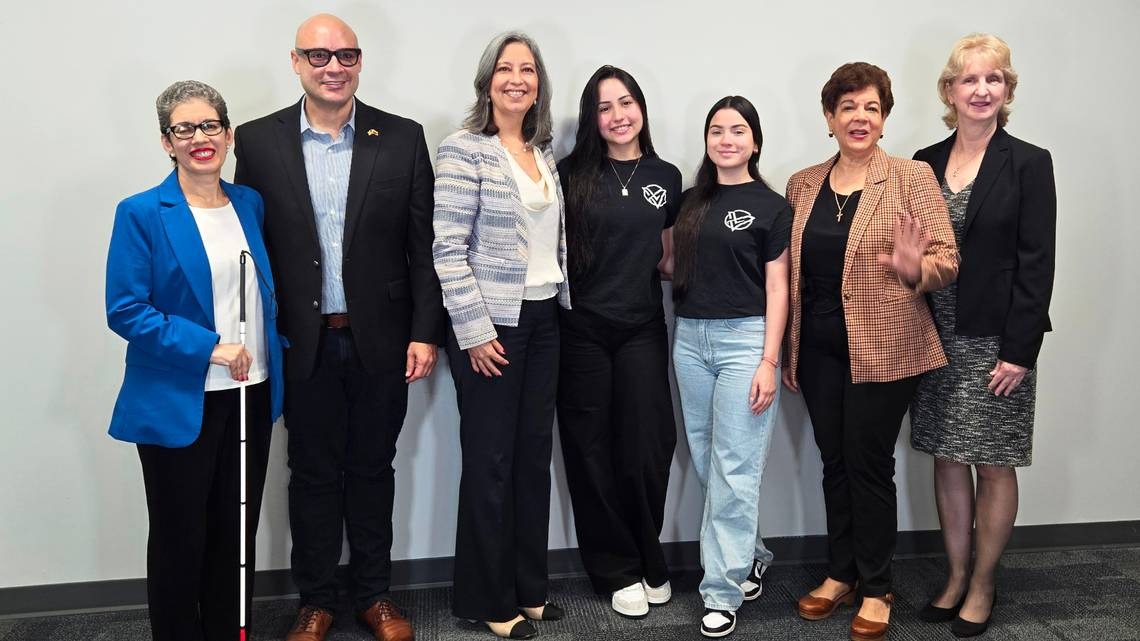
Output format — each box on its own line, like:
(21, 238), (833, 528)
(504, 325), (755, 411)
(473, 619), (538, 639)
(521, 602), (564, 621)
(918, 593), (965, 623)
(951, 590), (997, 638)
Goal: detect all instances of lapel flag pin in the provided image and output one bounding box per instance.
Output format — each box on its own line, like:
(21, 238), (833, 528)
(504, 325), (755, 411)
(367, 129), (379, 136)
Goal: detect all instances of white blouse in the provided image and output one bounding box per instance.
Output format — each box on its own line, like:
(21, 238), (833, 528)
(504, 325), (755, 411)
(505, 147), (563, 300)
(189, 203), (268, 391)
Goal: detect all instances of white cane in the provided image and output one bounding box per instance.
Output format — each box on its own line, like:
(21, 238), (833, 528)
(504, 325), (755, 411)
(238, 251), (248, 641)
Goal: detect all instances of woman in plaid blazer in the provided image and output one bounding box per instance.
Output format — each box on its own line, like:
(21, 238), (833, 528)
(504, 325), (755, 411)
(782, 63), (958, 641)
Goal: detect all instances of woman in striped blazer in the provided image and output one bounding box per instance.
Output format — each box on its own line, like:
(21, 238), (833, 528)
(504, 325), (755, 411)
(782, 62), (958, 641)
(432, 31), (570, 640)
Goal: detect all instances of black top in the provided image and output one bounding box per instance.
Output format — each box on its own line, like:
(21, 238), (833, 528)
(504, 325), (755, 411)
(913, 127), (1056, 368)
(675, 180), (792, 319)
(802, 176), (860, 315)
(557, 155), (683, 326)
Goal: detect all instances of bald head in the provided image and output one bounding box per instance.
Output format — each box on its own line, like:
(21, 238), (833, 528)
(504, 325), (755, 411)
(291, 13), (361, 114)
(295, 13), (358, 48)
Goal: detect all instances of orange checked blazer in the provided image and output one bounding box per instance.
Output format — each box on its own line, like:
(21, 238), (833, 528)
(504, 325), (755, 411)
(785, 146), (958, 384)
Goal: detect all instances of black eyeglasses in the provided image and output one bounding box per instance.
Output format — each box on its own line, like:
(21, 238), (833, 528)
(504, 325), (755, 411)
(166, 120), (226, 140)
(295, 47), (362, 67)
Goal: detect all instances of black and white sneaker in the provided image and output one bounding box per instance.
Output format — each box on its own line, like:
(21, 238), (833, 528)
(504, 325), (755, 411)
(700, 608), (736, 638)
(741, 559), (769, 601)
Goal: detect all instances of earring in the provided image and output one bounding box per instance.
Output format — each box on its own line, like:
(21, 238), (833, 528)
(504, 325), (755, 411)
(880, 134), (885, 139)
(169, 154), (176, 160)
(828, 131), (834, 138)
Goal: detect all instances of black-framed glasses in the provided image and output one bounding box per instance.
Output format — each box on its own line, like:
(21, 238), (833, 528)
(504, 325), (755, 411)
(166, 120), (226, 140)
(295, 47), (361, 67)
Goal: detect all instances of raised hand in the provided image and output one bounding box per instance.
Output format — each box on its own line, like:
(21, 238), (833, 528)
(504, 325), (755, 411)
(877, 213), (930, 287)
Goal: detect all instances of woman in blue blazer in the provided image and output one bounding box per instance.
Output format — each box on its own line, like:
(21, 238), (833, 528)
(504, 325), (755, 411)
(105, 80), (284, 641)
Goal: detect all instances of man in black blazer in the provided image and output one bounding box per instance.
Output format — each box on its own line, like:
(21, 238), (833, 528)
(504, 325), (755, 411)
(234, 13), (442, 641)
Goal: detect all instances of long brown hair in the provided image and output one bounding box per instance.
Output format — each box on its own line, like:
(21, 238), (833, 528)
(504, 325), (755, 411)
(561, 66), (656, 278)
(673, 96), (768, 301)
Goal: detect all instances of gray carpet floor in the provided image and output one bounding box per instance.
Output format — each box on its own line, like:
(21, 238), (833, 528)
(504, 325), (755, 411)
(3, 546), (1138, 640)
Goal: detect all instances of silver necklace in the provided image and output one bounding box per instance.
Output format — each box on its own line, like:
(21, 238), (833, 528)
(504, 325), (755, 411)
(609, 156), (642, 196)
(950, 145), (985, 178)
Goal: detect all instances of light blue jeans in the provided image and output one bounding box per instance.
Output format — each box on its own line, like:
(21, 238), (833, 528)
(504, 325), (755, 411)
(673, 316), (779, 611)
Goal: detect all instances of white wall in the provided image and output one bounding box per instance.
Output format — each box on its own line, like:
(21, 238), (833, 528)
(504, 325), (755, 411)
(2, 0), (1137, 589)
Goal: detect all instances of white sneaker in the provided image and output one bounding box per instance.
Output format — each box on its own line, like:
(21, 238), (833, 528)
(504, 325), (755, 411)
(611, 581), (649, 618)
(741, 559), (768, 601)
(701, 608), (736, 638)
(642, 578), (672, 605)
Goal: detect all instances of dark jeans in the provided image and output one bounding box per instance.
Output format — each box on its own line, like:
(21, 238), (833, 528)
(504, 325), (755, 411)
(137, 381), (272, 641)
(797, 310), (919, 597)
(284, 328), (408, 612)
(556, 308), (676, 593)
(447, 298), (559, 621)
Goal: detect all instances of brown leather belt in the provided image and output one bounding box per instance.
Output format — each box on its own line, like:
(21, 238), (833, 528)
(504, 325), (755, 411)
(323, 313), (350, 329)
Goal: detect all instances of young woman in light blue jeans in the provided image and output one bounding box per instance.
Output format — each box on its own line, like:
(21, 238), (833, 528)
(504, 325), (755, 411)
(668, 96), (791, 638)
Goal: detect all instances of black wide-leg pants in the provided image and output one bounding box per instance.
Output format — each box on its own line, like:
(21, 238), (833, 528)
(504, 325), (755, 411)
(556, 308), (676, 594)
(797, 310), (918, 597)
(447, 298), (559, 622)
(137, 381), (271, 641)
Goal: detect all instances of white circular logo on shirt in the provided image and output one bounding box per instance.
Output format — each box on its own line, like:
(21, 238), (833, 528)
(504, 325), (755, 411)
(642, 184), (667, 209)
(724, 209), (754, 231)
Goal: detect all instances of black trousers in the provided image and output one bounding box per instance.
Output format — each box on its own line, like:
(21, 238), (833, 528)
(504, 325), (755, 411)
(447, 298), (559, 621)
(284, 328), (408, 612)
(137, 381), (272, 641)
(797, 310), (919, 597)
(556, 308), (676, 593)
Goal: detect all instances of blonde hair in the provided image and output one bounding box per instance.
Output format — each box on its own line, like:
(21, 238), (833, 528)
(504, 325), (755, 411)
(937, 33), (1018, 129)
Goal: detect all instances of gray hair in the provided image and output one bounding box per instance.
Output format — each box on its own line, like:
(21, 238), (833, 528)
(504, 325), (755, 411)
(462, 31), (553, 147)
(156, 80), (230, 135)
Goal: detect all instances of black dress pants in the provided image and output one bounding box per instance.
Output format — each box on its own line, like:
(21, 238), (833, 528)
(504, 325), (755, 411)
(797, 310), (919, 597)
(556, 308), (676, 593)
(284, 327), (408, 612)
(137, 381), (272, 641)
(447, 298), (559, 621)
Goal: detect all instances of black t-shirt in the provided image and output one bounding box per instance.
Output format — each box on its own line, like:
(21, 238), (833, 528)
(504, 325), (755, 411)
(675, 180), (792, 319)
(558, 155), (683, 326)
(802, 177), (860, 315)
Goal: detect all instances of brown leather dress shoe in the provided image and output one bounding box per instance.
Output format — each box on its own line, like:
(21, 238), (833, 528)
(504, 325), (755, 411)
(850, 593), (893, 641)
(285, 606), (334, 641)
(798, 586), (857, 620)
(358, 599), (414, 641)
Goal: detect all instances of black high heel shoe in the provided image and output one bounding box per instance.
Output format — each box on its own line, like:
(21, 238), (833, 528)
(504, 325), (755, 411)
(950, 589), (997, 638)
(918, 592), (966, 623)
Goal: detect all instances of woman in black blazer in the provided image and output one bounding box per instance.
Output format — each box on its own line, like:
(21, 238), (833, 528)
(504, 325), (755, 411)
(909, 33), (1056, 638)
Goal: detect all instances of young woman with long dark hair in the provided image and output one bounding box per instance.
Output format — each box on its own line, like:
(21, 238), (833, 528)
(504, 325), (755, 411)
(671, 96), (790, 638)
(556, 65), (682, 619)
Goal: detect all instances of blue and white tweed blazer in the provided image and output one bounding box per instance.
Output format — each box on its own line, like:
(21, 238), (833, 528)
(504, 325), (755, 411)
(432, 129), (571, 350)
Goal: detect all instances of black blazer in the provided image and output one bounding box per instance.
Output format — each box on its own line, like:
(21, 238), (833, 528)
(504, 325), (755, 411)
(914, 127), (1055, 368)
(234, 98), (445, 381)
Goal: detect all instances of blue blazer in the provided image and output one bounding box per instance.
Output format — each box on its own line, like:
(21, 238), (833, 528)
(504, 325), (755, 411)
(106, 170), (285, 447)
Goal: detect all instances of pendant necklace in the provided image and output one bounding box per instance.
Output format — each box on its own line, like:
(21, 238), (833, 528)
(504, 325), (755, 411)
(950, 145), (985, 178)
(833, 190), (853, 223)
(609, 156), (642, 196)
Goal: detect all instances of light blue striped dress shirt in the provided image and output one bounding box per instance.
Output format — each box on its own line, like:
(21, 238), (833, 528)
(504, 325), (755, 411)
(300, 99), (355, 314)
